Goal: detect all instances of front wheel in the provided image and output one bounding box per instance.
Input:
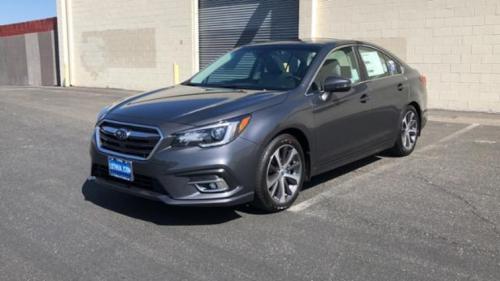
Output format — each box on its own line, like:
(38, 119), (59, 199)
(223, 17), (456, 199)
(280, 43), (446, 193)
(252, 134), (305, 212)
(389, 105), (420, 156)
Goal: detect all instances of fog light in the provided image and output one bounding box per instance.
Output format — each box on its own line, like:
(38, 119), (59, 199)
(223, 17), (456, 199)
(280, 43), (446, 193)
(189, 176), (229, 193)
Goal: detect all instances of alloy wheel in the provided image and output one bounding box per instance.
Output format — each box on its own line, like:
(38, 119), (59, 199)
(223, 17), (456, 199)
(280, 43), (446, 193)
(266, 144), (303, 203)
(401, 111), (418, 151)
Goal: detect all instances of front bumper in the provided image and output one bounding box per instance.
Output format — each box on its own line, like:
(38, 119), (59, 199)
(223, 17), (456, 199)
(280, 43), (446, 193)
(90, 132), (259, 207)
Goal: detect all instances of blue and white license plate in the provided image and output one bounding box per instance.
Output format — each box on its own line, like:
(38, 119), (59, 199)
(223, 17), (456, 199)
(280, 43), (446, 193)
(108, 157), (134, 181)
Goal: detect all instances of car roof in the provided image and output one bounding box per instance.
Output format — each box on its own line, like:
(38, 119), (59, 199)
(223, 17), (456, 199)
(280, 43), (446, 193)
(244, 38), (406, 65)
(245, 38), (365, 48)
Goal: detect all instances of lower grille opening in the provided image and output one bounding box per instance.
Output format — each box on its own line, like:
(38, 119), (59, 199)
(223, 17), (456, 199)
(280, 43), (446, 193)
(91, 164), (168, 195)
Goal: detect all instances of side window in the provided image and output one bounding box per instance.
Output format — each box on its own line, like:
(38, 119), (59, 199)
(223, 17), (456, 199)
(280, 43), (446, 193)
(358, 46), (402, 79)
(383, 55), (402, 75)
(312, 47), (361, 91)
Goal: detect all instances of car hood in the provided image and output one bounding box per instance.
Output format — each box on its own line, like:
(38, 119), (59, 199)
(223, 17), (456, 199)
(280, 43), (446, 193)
(105, 85), (287, 127)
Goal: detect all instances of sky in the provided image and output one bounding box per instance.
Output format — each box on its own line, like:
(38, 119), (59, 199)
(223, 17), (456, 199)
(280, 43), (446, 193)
(0, 0), (56, 25)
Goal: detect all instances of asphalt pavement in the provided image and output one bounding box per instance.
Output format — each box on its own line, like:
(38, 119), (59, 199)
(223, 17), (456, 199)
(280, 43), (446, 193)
(0, 86), (499, 281)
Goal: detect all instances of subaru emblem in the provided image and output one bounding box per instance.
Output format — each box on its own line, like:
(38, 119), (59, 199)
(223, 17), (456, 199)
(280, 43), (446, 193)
(115, 128), (130, 140)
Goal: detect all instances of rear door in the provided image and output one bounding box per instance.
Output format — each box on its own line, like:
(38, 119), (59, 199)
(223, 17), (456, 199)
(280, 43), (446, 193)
(357, 46), (409, 145)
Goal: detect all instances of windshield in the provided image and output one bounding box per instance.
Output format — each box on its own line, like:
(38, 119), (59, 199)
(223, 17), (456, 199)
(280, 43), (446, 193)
(187, 46), (319, 91)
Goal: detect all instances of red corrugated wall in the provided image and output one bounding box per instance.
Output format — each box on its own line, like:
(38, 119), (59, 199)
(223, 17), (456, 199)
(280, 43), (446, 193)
(0, 17), (57, 37)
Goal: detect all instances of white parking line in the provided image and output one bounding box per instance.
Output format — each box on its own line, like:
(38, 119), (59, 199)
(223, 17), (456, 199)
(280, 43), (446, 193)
(417, 123), (479, 153)
(288, 123), (480, 213)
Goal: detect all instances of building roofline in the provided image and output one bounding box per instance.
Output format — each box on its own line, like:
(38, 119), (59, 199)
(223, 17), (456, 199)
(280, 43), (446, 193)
(0, 17), (57, 37)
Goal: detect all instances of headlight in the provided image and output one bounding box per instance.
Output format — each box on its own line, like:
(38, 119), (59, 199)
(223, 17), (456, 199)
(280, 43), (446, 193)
(96, 105), (110, 122)
(172, 115), (251, 148)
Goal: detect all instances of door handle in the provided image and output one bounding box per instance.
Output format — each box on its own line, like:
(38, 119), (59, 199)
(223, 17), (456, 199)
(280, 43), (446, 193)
(397, 83), (405, 91)
(360, 94), (369, 103)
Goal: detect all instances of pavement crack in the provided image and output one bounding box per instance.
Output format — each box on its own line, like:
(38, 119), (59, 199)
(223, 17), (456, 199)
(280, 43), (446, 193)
(414, 174), (500, 237)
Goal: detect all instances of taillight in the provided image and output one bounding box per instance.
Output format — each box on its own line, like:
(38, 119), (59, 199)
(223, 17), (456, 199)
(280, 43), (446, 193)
(419, 75), (427, 89)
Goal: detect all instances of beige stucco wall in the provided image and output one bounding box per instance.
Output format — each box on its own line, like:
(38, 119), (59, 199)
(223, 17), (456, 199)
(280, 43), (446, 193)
(57, 0), (198, 91)
(314, 0), (500, 112)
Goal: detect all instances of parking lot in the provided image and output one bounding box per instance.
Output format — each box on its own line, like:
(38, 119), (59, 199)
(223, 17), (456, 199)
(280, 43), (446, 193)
(0, 86), (499, 281)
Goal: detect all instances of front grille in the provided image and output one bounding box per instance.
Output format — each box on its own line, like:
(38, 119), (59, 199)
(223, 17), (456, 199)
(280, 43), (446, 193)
(97, 120), (162, 159)
(91, 164), (168, 195)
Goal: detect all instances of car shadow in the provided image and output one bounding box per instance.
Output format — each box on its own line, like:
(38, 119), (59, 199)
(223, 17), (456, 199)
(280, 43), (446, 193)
(81, 180), (242, 226)
(303, 155), (382, 190)
(82, 155), (383, 224)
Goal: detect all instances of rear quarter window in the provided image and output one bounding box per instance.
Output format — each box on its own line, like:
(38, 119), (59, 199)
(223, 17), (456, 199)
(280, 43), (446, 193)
(359, 46), (402, 79)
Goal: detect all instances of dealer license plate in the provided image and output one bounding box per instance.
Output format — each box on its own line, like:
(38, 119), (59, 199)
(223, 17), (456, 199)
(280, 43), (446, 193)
(108, 157), (133, 181)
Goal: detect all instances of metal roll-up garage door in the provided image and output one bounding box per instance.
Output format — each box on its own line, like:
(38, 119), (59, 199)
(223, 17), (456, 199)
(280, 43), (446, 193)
(198, 0), (299, 68)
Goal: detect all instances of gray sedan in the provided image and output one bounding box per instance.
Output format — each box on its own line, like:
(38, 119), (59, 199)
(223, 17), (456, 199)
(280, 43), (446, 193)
(90, 39), (427, 212)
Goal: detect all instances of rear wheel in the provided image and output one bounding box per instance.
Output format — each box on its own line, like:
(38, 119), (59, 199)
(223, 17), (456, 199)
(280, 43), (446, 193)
(253, 134), (305, 212)
(389, 105), (419, 156)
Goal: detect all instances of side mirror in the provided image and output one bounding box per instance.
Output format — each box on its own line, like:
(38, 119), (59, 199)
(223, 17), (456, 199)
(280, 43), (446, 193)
(323, 76), (352, 92)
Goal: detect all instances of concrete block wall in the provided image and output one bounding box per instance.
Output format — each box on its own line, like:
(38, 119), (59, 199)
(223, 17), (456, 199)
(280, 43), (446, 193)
(314, 0), (500, 112)
(58, 0), (197, 91)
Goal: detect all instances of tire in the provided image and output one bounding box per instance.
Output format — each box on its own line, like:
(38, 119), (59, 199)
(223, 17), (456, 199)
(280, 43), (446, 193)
(389, 105), (420, 157)
(252, 134), (305, 212)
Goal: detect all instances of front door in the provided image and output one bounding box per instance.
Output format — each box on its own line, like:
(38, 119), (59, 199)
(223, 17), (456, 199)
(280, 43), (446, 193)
(310, 47), (372, 171)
